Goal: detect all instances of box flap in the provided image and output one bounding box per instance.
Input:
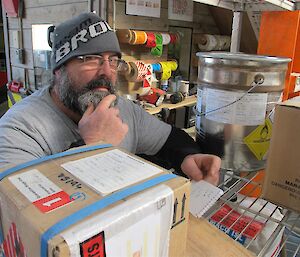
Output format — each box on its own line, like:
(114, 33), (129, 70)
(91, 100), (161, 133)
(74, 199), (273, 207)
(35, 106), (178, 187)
(279, 97), (300, 108)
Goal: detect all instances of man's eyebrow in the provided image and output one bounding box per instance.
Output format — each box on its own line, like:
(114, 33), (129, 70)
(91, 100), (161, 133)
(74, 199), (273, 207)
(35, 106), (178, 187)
(96, 54), (118, 58)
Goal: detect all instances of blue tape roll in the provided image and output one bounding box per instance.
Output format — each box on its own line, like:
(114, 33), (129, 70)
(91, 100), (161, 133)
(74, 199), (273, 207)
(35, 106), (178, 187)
(40, 173), (177, 257)
(151, 63), (161, 72)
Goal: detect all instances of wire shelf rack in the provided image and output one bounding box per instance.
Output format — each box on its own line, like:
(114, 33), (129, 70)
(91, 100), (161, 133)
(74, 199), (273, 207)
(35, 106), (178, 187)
(203, 169), (300, 257)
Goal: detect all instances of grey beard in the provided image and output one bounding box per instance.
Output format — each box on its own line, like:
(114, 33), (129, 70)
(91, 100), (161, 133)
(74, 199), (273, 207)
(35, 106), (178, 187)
(78, 90), (116, 113)
(55, 67), (118, 115)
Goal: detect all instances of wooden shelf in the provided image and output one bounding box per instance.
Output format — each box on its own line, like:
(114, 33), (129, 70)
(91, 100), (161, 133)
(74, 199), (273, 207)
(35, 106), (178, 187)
(145, 95), (197, 115)
(193, 0), (295, 11)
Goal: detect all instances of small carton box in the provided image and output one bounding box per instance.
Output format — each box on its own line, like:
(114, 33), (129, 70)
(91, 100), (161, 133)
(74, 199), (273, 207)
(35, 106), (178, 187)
(262, 100), (300, 213)
(0, 145), (190, 257)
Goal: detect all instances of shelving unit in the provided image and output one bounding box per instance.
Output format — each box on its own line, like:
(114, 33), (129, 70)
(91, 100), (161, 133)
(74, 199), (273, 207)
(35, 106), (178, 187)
(203, 169), (300, 257)
(193, 0), (298, 51)
(193, 0), (296, 11)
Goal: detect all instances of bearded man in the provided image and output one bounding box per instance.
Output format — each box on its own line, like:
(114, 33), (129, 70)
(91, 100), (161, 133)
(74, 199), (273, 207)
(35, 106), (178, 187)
(0, 13), (220, 185)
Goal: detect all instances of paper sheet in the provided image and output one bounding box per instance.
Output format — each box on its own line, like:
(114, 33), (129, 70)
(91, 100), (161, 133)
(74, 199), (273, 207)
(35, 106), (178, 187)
(190, 180), (224, 217)
(61, 149), (162, 195)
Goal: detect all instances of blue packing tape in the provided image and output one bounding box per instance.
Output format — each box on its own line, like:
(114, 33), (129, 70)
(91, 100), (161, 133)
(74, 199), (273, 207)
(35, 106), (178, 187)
(0, 144), (112, 181)
(0, 143), (112, 247)
(40, 173), (177, 257)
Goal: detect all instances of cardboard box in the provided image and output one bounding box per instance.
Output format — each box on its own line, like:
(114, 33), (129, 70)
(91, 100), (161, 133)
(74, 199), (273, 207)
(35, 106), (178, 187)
(263, 100), (300, 213)
(0, 145), (190, 257)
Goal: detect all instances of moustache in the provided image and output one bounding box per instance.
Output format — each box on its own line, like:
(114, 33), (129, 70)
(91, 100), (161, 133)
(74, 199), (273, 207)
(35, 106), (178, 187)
(85, 76), (115, 94)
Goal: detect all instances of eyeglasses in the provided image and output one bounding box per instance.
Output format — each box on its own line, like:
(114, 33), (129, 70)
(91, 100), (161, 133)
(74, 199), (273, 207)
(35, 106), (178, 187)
(76, 55), (125, 72)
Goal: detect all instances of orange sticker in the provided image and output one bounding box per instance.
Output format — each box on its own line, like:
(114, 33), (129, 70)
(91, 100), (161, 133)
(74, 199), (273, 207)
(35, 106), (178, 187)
(80, 232), (106, 257)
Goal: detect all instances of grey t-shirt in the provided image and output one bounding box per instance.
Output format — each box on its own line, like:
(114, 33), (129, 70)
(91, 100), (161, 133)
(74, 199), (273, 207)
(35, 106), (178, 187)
(0, 87), (171, 169)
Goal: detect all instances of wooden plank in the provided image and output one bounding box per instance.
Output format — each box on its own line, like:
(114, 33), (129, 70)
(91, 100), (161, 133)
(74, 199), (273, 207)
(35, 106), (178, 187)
(186, 216), (256, 257)
(11, 66), (25, 82)
(8, 2), (88, 28)
(8, 29), (32, 50)
(2, 5), (12, 81)
(145, 96), (197, 115)
(25, 0), (87, 8)
(10, 47), (34, 69)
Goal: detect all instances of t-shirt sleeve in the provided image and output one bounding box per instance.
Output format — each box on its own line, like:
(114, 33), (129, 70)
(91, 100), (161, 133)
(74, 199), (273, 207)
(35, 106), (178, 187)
(0, 119), (47, 169)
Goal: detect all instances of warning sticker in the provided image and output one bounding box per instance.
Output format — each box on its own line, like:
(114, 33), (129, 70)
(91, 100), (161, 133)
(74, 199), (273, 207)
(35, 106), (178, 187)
(80, 232), (106, 257)
(2, 223), (27, 257)
(210, 204), (264, 240)
(243, 118), (272, 160)
(9, 169), (72, 213)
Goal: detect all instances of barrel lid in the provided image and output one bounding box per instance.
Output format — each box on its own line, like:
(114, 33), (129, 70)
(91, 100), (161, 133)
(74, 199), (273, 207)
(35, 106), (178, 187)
(196, 52), (291, 64)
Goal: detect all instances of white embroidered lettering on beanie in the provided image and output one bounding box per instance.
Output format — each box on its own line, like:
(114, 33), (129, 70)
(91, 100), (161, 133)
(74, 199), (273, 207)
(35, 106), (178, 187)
(51, 13), (121, 73)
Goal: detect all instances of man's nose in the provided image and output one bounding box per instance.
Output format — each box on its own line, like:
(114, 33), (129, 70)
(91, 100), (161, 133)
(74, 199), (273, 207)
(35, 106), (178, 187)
(98, 60), (112, 77)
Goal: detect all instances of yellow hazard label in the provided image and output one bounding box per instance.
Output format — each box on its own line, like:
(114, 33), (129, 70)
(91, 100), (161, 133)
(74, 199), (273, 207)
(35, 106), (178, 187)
(243, 118), (272, 160)
(8, 92), (22, 108)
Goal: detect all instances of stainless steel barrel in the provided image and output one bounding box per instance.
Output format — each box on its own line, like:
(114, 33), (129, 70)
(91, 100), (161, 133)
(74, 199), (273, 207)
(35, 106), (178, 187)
(195, 52), (291, 172)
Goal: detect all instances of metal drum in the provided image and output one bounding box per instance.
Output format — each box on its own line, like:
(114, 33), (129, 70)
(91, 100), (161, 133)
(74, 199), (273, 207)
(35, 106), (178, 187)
(195, 52), (291, 172)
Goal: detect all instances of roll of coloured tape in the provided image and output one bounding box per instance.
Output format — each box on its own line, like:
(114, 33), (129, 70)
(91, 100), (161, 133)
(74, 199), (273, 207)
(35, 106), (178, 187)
(136, 61), (149, 81)
(161, 33), (171, 45)
(151, 33), (163, 56)
(160, 62), (172, 80)
(146, 32), (156, 48)
(126, 62), (139, 82)
(151, 63), (161, 72)
(169, 33), (178, 44)
(179, 80), (189, 97)
(121, 61), (132, 76)
(168, 60), (178, 71)
(126, 61), (149, 82)
(130, 31), (147, 45)
(197, 34), (218, 51)
(116, 29), (132, 44)
(143, 64), (153, 88)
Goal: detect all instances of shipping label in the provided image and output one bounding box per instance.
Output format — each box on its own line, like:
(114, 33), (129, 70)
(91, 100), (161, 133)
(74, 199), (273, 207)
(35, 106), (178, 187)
(61, 149), (162, 195)
(204, 88), (268, 126)
(9, 169), (72, 213)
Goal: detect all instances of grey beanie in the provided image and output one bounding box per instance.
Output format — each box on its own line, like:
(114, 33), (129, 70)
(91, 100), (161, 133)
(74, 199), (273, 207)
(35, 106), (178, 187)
(50, 12), (121, 72)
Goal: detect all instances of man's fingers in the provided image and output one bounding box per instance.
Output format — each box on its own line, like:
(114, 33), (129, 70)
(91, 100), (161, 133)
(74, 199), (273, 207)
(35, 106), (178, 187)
(201, 156), (221, 185)
(181, 156), (203, 181)
(97, 94), (117, 110)
(82, 104), (94, 117)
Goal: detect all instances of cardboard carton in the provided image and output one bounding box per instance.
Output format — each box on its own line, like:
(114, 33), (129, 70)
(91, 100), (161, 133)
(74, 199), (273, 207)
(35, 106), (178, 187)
(263, 100), (300, 213)
(0, 145), (190, 257)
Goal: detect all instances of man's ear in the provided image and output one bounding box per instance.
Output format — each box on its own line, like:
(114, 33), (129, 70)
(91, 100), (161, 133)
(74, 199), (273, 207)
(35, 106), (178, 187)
(54, 69), (61, 77)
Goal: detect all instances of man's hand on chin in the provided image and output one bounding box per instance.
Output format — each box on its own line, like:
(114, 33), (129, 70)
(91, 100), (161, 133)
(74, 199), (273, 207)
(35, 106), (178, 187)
(78, 95), (128, 146)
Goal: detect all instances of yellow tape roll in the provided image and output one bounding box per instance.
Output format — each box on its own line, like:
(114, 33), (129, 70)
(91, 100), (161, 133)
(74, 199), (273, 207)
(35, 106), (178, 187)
(168, 60), (178, 71)
(159, 62), (172, 81)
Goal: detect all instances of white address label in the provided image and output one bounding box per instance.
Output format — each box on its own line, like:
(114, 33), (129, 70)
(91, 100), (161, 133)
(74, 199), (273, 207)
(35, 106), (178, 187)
(9, 169), (61, 202)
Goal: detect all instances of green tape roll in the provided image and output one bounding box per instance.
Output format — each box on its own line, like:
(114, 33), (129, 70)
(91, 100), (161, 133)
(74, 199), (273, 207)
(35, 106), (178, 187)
(151, 33), (163, 56)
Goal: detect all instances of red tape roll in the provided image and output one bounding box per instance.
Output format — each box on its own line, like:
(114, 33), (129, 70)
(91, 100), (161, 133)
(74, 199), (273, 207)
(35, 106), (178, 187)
(146, 32), (156, 48)
(170, 33), (178, 44)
